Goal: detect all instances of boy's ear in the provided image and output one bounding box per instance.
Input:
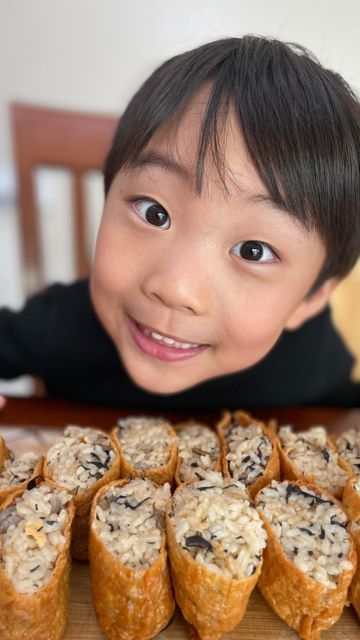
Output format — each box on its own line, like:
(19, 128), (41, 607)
(285, 277), (340, 331)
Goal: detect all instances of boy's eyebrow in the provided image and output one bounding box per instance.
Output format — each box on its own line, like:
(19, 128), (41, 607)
(125, 151), (193, 182)
(245, 193), (290, 215)
(126, 150), (300, 225)
(127, 151), (281, 205)
(246, 193), (312, 233)
(244, 192), (306, 227)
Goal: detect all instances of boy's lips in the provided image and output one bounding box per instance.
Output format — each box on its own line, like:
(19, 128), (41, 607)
(126, 316), (209, 361)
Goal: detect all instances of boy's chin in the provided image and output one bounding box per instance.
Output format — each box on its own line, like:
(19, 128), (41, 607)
(122, 363), (202, 396)
(131, 374), (196, 396)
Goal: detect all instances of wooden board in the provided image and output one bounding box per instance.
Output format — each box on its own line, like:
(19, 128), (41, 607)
(1, 411), (360, 640)
(67, 561), (359, 639)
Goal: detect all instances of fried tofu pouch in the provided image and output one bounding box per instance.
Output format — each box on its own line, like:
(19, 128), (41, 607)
(0, 484), (75, 640)
(111, 421), (177, 485)
(342, 477), (360, 521)
(255, 481), (357, 640)
(174, 420), (222, 486)
(343, 478), (360, 617)
(350, 525), (360, 618)
(165, 486), (262, 640)
(217, 409), (280, 498)
(44, 430), (121, 561)
(89, 479), (175, 640)
(0, 455), (44, 506)
(0, 437), (12, 472)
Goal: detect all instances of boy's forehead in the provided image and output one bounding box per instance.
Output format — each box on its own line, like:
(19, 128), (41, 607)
(131, 93), (268, 201)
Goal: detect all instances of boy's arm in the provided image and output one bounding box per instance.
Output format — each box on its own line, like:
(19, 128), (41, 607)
(0, 279), (116, 402)
(0, 288), (52, 379)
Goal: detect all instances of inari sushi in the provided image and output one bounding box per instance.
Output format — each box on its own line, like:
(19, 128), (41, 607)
(350, 518), (360, 618)
(343, 476), (360, 521)
(89, 477), (174, 640)
(166, 471), (267, 640)
(348, 482), (360, 618)
(175, 420), (221, 485)
(0, 437), (12, 471)
(44, 425), (120, 560)
(0, 482), (74, 640)
(336, 428), (360, 478)
(277, 425), (350, 498)
(0, 452), (43, 505)
(255, 479), (357, 640)
(112, 416), (177, 485)
(217, 410), (280, 498)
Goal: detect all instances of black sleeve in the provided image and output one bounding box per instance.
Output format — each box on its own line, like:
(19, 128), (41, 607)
(0, 287), (53, 378)
(0, 278), (112, 381)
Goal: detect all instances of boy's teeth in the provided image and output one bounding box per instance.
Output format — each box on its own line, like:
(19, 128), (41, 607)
(142, 327), (199, 349)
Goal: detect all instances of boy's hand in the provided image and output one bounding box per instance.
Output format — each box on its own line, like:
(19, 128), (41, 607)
(0, 395), (6, 410)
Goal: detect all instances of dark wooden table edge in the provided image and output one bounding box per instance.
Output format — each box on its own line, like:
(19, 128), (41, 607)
(0, 396), (359, 434)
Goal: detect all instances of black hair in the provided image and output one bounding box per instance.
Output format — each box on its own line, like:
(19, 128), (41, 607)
(104, 36), (360, 288)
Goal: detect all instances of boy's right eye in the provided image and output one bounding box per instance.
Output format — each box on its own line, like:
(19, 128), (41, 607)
(131, 198), (171, 230)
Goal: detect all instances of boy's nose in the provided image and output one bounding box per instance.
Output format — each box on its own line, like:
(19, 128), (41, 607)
(140, 248), (213, 316)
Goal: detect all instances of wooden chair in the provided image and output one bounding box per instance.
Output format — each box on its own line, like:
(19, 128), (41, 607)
(10, 102), (118, 296)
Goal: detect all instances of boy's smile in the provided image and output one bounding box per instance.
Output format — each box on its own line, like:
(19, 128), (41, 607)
(90, 91), (336, 395)
(127, 316), (209, 361)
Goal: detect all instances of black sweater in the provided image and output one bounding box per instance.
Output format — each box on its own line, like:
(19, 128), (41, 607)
(0, 279), (359, 410)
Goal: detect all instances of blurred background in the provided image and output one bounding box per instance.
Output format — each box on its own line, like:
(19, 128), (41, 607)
(0, 0), (360, 395)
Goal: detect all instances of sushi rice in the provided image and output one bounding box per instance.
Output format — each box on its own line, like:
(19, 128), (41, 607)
(0, 453), (42, 489)
(278, 425), (349, 496)
(336, 429), (360, 477)
(256, 480), (353, 588)
(45, 425), (116, 492)
(0, 484), (72, 594)
(115, 416), (176, 470)
(93, 477), (171, 568)
(176, 422), (220, 483)
(168, 471), (267, 579)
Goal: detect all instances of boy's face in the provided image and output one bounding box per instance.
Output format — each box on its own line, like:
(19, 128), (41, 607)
(91, 93), (333, 395)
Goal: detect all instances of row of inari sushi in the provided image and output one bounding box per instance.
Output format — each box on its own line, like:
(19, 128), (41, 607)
(0, 410), (359, 640)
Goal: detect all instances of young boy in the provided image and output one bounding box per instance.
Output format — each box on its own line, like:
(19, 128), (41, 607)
(0, 36), (360, 410)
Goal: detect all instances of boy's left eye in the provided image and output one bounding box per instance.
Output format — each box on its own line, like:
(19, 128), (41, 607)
(231, 240), (279, 263)
(132, 199), (171, 230)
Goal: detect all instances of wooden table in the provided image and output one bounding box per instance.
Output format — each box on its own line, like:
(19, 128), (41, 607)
(0, 397), (360, 640)
(1, 395), (360, 432)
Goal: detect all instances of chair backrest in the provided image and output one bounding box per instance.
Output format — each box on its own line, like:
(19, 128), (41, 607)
(10, 102), (118, 295)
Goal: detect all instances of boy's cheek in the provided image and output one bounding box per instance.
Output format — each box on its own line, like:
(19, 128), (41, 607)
(90, 245), (123, 338)
(214, 293), (307, 372)
(92, 227), (129, 297)
(217, 323), (282, 372)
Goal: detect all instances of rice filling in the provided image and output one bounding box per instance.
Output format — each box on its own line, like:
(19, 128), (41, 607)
(169, 471), (267, 579)
(0, 484), (72, 594)
(0, 452), (41, 488)
(349, 481), (360, 532)
(177, 423), (220, 482)
(45, 426), (116, 491)
(116, 416), (176, 469)
(256, 480), (353, 588)
(225, 422), (272, 485)
(94, 478), (170, 568)
(336, 429), (360, 477)
(278, 425), (348, 494)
